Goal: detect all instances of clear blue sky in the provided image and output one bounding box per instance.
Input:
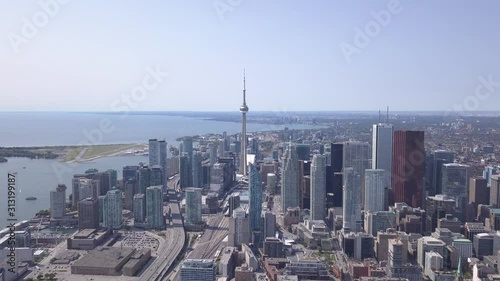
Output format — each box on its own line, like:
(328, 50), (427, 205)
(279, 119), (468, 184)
(1, 0), (499, 111)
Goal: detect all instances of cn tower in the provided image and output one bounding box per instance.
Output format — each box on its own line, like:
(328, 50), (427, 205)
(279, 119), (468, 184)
(239, 70), (249, 175)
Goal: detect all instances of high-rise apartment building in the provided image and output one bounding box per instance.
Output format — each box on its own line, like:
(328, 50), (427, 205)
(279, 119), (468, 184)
(209, 143), (217, 167)
(133, 193), (146, 223)
(146, 186), (165, 229)
(192, 151), (203, 188)
(78, 197), (99, 229)
(149, 138), (160, 166)
(179, 153), (190, 188)
(185, 187), (202, 225)
(101, 189), (122, 229)
(50, 184), (67, 219)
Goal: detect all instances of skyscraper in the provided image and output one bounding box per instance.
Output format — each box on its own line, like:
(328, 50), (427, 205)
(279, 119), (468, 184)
(179, 153), (190, 188)
(331, 142), (344, 207)
(149, 138), (160, 166)
(192, 151), (203, 188)
(102, 189), (122, 229)
(185, 187), (202, 225)
(239, 70), (249, 175)
(281, 143), (300, 213)
(138, 165), (163, 194)
(124, 179), (137, 211)
(372, 122), (393, 191)
(249, 163), (263, 234)
(133, 193), (146, 223)
(50, 184), (66, 219)
(310, 154), (326, 221)
(146, 185), (165, 229)
(159, 140), (168, 189)
(296, 144), (311, 161)
(441, 163), (471, 212)
(78, 197), (99, 229)
(364, 169), (386, 213)
(392, 130), (425, 208)
(218, 140), (224, 158)
(431, 150), (455, 195)
(343, 141), (371, 210)
(209, 143), (217, 167)
(263, 211), (276, 239)
(372, 123), (393, 169)
(123, 165), (139, 181)
(183, 136), (194, 161)
(343, 168), (362, 232)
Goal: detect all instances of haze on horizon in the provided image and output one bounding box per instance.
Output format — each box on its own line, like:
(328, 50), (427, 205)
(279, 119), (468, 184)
(1, 1), (500, 112)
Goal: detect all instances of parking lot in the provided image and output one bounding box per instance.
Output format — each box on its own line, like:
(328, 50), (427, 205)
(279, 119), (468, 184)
(116, 231), (159, 250)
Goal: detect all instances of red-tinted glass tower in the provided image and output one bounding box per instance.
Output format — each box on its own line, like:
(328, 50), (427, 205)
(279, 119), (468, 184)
(392, 130), (425, 208)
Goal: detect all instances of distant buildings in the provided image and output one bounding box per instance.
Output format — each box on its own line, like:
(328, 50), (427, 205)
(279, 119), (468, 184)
(50, 184), (67, 219)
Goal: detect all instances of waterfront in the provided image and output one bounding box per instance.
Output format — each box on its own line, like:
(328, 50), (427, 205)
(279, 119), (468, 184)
(0, 155), (148, 227)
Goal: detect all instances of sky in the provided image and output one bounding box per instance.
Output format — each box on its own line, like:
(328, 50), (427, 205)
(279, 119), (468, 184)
(1, 0), (500, 112)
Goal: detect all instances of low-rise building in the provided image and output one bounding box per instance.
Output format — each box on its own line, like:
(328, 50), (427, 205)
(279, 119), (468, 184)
(66, 228), (112, 250)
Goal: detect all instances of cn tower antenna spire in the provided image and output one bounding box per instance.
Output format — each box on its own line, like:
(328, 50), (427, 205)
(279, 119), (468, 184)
(239, 69), (249, 175)
(243, 69), (246, 105)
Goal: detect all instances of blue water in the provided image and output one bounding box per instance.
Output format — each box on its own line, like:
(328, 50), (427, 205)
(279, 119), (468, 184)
(0, 112), (317, 147)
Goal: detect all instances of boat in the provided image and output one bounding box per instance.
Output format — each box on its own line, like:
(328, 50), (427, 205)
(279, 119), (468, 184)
(25, 197), (37, 200)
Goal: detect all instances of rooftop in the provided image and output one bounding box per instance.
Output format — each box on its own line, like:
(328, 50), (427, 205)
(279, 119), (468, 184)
(72, 247), (134, 269)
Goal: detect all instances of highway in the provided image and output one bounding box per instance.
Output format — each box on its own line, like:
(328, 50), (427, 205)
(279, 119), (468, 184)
(141, 174), (185, 281)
